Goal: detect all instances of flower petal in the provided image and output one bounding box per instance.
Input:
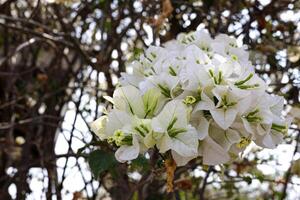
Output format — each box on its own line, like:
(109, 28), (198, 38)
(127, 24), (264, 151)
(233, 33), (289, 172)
(202, 137), (230, 165)
(211, 109), (237, 130)
(90, 116), (108, 140)
(172, 150), (196, 166)
(113, 85), (145, 117)
(115, 136), (140, 162)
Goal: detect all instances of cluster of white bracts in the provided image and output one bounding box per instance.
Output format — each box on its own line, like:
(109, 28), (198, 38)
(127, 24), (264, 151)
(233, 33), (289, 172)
(90, 31), (289, 166)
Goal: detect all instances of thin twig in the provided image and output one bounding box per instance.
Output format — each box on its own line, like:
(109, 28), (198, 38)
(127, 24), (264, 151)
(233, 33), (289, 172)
(280, 131), (300, 200)
(199, 166), (213, 200)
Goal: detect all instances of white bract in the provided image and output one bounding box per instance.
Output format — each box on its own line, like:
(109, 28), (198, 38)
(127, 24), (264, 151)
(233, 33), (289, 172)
(90, 30), (289, 166)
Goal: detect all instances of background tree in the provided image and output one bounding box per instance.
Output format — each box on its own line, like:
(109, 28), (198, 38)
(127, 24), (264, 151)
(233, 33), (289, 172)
(0, 0), (299, 199)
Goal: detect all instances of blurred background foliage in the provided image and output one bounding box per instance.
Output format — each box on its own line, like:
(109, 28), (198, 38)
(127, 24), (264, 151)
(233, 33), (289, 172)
(0, 0), (300, 199)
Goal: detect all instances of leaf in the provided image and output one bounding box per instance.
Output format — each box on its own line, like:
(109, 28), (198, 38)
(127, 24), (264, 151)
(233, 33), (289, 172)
(88, 149), (117, 177)
(243, 176), (252, 185)
(131, 155), (150, 172)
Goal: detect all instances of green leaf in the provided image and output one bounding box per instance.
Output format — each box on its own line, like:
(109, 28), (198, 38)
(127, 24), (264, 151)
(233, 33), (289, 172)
(243, 176), (252, 185)
(88, 149), (117, 177)
(131, 155), (150, 172)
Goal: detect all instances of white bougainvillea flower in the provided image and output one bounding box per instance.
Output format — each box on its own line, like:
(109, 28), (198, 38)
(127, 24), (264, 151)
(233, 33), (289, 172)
(210, 85), (250, 130)
(179, 48), (213, 90)
(239, 94), (272, 133)
(138, 46), (166, 75)
(103, 113), (153, 162)
(176, 89), (215, 112)
(152, 50), (186, 76)
(252, 115), (290, 149)
(120, 46), (166, 87)
(183, 45), (212, 66)
(113, 85), (165, 118)
(90, 109), (132, 140)
(171, 150), (197, 166)
(163, 40), (186, 51)
(204, 61), (241, 85)
(114, 117), (152, 162)
(212, 34), (249, 63)
(152, 100), (198, 160)
(178, 31), (214, 56)
(229, 72), (267, 98)
(89, 110), (141, 162)
(113, 85), (145, 117)
(115, 134), (140, 162)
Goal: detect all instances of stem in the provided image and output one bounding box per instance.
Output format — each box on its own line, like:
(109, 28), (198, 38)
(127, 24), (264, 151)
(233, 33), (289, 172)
(199, 166), (213, 200)
(280, 131), (300, 200)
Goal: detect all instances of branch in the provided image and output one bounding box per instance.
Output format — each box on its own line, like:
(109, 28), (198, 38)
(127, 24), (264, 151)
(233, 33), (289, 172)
(199, 166), (213, 200)
(280, 130), (300, 200)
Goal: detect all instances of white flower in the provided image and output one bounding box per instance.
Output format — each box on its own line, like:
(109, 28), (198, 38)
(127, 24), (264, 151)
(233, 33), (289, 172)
(115, 135), (140, 162)
(109, 115), (152, 162)
(152, 100), (198, 161)
(90, 110), (151, 162)
(210, 85), (250, 130)
(178, 31), (214, 55)
(90, 109), (132, 140)
(114, 117), (153, 162)
(229, 72), (267, 97)
(113, 85), (165, 118)
(113, 85), (145, 117)
(179, 46), (213, 90)
(212, 34), (249, 63)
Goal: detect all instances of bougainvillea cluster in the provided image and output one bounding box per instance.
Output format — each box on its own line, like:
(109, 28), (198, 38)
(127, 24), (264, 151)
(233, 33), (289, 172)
(90, 30), (289, 166)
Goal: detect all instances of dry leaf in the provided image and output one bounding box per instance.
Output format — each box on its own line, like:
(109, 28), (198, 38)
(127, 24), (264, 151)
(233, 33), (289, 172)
(174, 179), (192, 190)
(73, 191), (85, 200)
(149, 0), (173, 28)
(165, 158), (176, 193)
(37, 73), (48, 83)
(291, 159), (300, 177)
(287, 46), (300, 63)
